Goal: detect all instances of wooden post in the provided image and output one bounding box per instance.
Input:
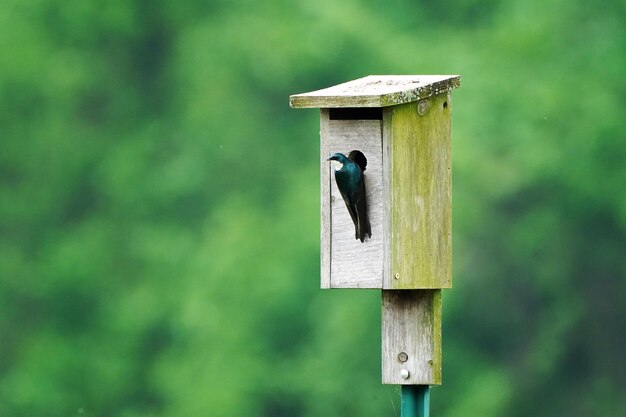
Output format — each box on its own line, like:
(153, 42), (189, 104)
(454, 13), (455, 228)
(382, 290), (442, 385)
(290, 74), (459, 412)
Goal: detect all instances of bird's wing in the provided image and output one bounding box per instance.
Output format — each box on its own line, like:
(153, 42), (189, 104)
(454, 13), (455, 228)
(335, 170), (359, 229)
(354, 177), (371, 242)
(340, 189), (359, 228)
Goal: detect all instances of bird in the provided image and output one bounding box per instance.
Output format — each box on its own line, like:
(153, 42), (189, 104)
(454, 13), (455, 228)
(327, 150), (371, 242)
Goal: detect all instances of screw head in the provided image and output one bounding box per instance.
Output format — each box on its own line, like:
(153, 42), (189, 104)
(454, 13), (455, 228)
(398, 352), (408, 363)
(394, 273), (400, 280)
(400, 369), (410, 379)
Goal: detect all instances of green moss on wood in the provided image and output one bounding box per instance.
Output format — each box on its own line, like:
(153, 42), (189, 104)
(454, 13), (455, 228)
(388, 93), (452, 289)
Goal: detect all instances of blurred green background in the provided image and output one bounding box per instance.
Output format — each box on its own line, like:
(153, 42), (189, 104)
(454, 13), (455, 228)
(1, 0), (624, 416)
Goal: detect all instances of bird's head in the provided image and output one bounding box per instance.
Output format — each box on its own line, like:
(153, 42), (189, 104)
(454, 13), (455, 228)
(327, 152), (348, 164)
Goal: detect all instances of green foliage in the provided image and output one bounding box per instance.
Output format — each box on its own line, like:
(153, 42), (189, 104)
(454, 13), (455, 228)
(0, 0), (624, 416)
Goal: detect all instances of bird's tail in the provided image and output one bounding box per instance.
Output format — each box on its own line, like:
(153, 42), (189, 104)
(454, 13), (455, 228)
(357, 213), (372, 243)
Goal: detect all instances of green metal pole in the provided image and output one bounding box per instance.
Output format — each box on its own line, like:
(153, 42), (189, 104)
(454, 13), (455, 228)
(401, 385), (430, 417)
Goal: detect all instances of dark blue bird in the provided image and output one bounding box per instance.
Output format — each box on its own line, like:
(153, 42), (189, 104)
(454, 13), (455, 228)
(328, 150), (371, 242)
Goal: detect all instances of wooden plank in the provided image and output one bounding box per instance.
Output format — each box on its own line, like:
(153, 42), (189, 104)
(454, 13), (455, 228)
(385, 92), (452, 289)
(322, 119), (384, 288)
(320, 110), (331, 288)
(290, 75), (460, 109)
(382, 290), (442, 385)
(382, 108), (393, 289)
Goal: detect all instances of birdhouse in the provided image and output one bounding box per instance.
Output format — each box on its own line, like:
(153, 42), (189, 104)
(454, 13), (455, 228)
(290, 75), (460, 290)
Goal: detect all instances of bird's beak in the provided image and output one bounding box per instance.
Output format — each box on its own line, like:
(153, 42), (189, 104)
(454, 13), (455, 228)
(327, 156), (337, 161)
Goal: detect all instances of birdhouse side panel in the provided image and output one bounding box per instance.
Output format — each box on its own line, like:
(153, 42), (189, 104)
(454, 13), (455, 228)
(320, 112), (384, 288)
(384, 93), (452, 289)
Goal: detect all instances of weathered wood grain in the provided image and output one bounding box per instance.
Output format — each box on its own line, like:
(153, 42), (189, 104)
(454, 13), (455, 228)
(382, 108), (393, 289)
(321, 118), (384, 288)
(384, 92), (452, 289)
(290, 75), (460, 109)
(313, 78), (457, 289)
(320, 110), (332, 288)
(382, 290), (442, 385)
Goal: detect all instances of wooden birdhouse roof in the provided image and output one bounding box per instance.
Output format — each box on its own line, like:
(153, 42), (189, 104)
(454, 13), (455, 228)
(289, 75), (460, 108)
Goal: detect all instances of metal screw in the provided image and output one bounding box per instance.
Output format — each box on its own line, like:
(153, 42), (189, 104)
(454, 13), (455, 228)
(400, 369), (410, 379)
(394, 273), (400, 280)
(428, 359), (433, 366)
(398, 352), (408, 363)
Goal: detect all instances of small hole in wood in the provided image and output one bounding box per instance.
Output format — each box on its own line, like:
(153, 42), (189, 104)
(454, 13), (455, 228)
(443, 101), (448, 109)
